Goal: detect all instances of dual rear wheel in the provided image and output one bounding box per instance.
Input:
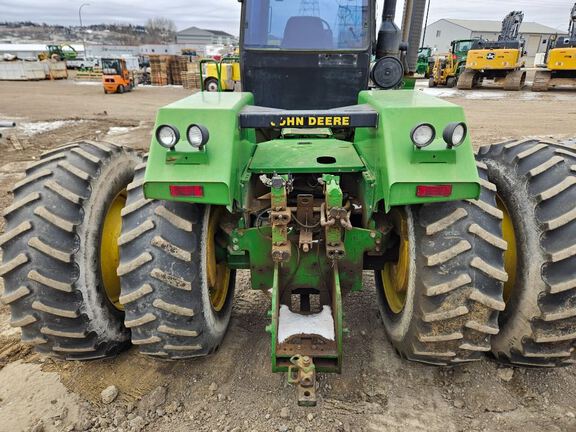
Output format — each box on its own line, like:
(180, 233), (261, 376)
(377, 140), (576, 366)
(1, 140), (575, 368)
(0, 143), (234, 360)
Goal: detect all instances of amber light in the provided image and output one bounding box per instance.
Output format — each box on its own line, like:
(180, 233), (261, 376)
(169, 185), (204, 197)
(416, 185), (453, 198)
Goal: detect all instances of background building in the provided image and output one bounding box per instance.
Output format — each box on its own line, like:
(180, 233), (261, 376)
(423, 19), (566, 65)
(176, 27), (238, 52)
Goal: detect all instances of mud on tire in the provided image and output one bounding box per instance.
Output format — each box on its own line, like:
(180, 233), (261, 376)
(118, 161), (235, 359)
(376, 162), (507, 365)
(0, 141), (139, 359)
(478, 139), (576, 366)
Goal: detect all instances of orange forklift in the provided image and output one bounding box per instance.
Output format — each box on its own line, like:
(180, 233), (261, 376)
(102, 58), (135, 94)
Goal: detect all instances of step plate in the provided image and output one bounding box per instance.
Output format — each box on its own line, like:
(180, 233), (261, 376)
(249, 139), (365, 174)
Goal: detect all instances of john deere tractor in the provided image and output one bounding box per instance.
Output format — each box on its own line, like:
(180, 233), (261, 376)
(416, 46), (434, 78)
(2, 0), (576, 406)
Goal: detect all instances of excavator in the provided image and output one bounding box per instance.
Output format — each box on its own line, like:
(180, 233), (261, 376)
(458, 11), (526, 90)
(533, 3), (576, 91)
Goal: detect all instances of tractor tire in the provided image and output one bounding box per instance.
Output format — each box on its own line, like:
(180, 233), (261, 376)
(118, 161), (235, 359)
(204, 78), (219, 92)
(0, 141), (140, 359)
(428, 77), (436, 88)
(375, 162), (507, 365)
(446, 77), (457, 88)
(477, 139), (576, 366)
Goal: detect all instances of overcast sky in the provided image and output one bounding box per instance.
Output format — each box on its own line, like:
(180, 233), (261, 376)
(1, 0), (573, 35)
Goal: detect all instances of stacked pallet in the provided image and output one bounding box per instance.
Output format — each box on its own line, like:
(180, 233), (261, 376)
(149, 55), (190, 86)
(169, 56), (188, 85)
(149, 55), (170, 86)
(181, 71), (201, 90)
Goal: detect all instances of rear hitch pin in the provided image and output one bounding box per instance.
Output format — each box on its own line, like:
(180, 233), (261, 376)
(287, 355), (317, 407)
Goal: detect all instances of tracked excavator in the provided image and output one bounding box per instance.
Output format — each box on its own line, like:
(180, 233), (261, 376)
(458, 11), (526, 90)
(533, 3), (576, 91)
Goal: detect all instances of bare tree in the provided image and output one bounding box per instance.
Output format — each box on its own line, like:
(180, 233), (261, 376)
(146, 17), (177, 42)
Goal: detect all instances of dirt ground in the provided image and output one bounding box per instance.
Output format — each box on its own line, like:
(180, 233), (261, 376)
(1, 79), (576, 432)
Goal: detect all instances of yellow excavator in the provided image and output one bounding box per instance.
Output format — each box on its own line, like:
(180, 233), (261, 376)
(458, 11), (526, 90)
(533, 3), (576, 91)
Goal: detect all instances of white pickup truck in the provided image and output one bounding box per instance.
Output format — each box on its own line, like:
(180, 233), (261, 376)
(66, 58), (100, 69)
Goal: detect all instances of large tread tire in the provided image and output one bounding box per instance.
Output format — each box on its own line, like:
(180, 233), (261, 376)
(477, 139), (576, 366)
(375, 163), (507, 365)
(118, 161), (235, 359)
(0, 141), (139, 359)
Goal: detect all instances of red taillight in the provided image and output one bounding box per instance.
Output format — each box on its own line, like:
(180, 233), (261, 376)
(416, 185), (453, 198)
(169, 185), (204, 197)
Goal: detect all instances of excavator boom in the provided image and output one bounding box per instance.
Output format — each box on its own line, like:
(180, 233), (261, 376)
(498, 11), (524, 42)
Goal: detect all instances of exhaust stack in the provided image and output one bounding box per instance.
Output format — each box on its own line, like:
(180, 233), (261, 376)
(376, 0), (402, 58)
(401, 0), (428, 73)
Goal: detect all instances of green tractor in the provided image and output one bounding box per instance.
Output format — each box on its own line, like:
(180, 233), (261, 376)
(38, 44), (78, 61)
(416, 46), (434, 77)
(2, 0), (576, 407)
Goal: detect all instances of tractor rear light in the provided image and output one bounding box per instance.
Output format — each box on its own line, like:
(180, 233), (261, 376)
(156, 125), (180, 150)
(416, 185), (453, 198)
(410, 123), (436, 148)
(169, 185), (204, 197)
(187, 124), (210, 149)
(443, 122), (468, 148)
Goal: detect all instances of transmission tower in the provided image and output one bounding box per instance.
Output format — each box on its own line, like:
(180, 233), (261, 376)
(337, 0), (364, 46)
(299, 0), (320, 16)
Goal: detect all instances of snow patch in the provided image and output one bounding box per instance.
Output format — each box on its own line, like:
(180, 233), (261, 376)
(107, 126), (133, 135)
(278, 305), (335, 343)
(419, 87), (459, 98)
(73, 81), (101, 86)
(19, 120), (83, 136)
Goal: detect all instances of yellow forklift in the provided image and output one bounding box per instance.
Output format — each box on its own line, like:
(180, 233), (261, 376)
(458, 11), (526, 90)
(533, 3), (576, 91)
(102, 58), (135, 94)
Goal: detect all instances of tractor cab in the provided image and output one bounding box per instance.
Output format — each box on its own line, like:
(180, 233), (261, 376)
(102, 58), (135, 94)
(239, 0), (400, 110)
(452, 39), (475, 56)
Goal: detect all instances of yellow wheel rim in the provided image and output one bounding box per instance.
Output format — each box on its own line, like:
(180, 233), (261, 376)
(497, 195), (517, 303)
(206, 207), (231, 312)
(100, 190), (126, 310)
(381, 210), (410, 314)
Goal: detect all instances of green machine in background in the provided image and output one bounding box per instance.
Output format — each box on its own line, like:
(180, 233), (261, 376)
(416, 46), (434, 77)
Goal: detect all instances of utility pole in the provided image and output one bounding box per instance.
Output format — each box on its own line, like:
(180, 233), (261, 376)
(299, 0), (320, 16)
(421, 0), (431, 46)
(79, 3), (90, 57)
